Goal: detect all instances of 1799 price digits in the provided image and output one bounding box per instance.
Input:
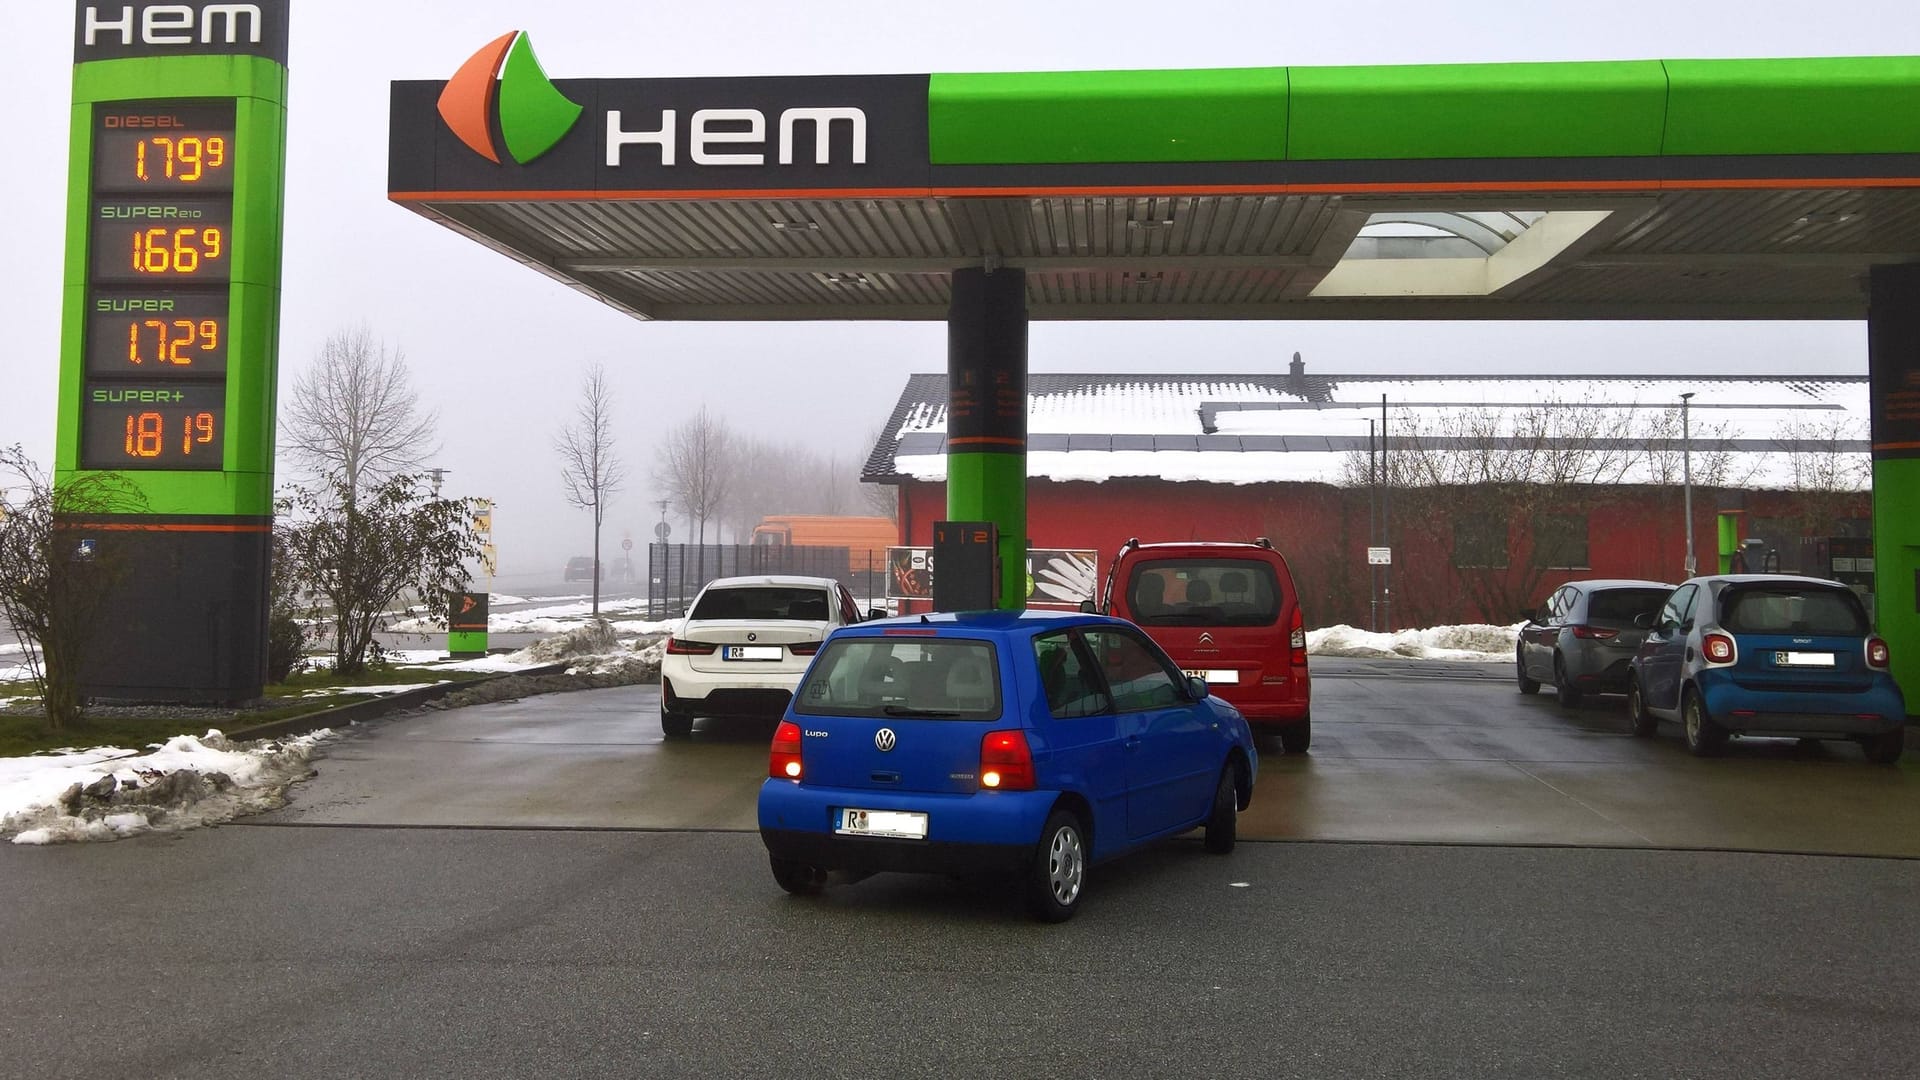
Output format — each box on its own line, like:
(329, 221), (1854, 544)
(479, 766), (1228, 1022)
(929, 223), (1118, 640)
(123, 410), (218, 459)
(130, 226), (224, 274)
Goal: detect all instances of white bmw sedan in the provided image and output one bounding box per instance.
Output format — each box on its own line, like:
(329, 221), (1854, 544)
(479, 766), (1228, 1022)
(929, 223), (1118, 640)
(659, 575), (875, 738)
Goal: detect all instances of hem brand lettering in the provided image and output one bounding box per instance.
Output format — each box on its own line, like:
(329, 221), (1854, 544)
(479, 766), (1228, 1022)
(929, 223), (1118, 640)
(606, 107), (868, 169)
(83, 4), (263, 47)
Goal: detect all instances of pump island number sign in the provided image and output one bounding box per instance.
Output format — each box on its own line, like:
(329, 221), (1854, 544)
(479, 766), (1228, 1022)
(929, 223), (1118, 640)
(80, 102), (236, 470)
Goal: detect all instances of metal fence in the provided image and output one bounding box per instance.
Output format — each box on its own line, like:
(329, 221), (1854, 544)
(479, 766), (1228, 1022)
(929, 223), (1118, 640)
(646, 544), (886, 618)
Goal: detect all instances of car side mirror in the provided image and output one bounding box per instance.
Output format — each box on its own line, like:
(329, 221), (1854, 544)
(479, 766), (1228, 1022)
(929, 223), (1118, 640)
(1079, 600), (1097, 614)
(866, 608), (887, 622)
(1634, 612), (1655, 630)
(1187, 675), (1210, 700)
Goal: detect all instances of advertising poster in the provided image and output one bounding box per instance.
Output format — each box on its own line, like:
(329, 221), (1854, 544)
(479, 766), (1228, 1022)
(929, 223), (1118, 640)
(887, 546), (1099, 606)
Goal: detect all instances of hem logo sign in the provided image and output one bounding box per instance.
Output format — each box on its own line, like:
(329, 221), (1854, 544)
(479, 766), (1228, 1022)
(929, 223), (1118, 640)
(440, 32), (869, 170)
(438, 31), (582, 165)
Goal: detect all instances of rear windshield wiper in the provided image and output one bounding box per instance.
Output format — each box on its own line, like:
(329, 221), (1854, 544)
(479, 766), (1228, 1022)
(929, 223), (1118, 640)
(882, 705), (963, 718)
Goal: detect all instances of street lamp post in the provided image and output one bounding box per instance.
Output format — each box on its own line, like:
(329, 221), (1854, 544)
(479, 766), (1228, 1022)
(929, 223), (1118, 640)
(1680, 392), (1696, 577)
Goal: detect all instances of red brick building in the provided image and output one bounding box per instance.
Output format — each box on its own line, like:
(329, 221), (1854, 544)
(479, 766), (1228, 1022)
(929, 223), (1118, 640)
(863, 371), (1872, 627)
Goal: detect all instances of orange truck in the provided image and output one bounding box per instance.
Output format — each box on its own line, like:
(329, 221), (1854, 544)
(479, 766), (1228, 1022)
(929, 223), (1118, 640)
(750, 515), (898, 570)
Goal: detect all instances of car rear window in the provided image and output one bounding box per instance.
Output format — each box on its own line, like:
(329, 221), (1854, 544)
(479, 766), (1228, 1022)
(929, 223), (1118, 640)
(689, 586), (830, 621)
(1125, 558), (1281, 627)
(1720, 585), (1868, 637)
(1587, 588), (1671, 624)
(794, 638), (1001, 719)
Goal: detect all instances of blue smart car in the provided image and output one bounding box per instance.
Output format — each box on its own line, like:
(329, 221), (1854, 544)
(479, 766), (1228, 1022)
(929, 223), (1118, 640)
(1625, 575), (1906, 762)
(757, 610), (1258, 921)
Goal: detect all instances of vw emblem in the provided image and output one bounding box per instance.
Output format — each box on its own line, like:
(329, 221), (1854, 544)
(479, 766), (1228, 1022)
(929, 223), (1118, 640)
(1198, 632), (1215, 646)
(874, 728), (897, 752)
(747, 632), (757, 642)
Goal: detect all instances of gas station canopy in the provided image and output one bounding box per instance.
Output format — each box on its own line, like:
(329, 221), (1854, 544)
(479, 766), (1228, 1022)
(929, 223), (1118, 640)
(389, 54), (1920, 321)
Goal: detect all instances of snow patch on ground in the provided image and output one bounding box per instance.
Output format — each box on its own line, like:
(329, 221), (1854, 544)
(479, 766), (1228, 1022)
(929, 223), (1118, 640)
(1308, 623), (1520, 662)
(2, 730), (331, 845)
(387, 597), (661, 634)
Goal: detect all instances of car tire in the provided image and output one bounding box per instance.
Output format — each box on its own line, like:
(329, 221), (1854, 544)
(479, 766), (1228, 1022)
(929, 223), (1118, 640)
(1516, 648), (1541, 695)
(1025, 810), (1088, 923)
(1626, 678), (1658, 738)
(661, 706), (693, 739)
(1552, 654), (1583, 707)
(1203, 766), (1238, 854)
(1682, 688), (1727, 757)
(1279, 719), (1312, 755)
(1862, 729), (1906, 765)
(769, 856), (824, 897)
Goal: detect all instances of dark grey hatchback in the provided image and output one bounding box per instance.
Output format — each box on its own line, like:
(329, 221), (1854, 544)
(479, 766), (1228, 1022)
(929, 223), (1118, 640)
(1518, 579), (1676, 706)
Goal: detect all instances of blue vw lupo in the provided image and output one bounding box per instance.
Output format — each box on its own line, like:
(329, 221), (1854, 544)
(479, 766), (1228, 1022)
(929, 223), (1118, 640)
(1626, 575), (1906, 762)
(757, 610), (1258, 921)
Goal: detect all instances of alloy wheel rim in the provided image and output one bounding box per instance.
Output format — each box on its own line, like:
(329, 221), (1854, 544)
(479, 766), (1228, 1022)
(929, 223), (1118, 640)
(1685, 700), (1700, 741)
(1049, 826), (1083, 904)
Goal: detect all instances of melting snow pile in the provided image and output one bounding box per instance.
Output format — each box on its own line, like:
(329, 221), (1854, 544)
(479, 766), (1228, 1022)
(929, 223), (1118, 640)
(1308, 623), (1520, 662)
(1, 729), (331, 845)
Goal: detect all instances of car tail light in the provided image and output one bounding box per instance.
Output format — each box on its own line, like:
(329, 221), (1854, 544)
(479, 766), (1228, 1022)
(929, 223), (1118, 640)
(1867, 637), (1891, 670)
(789, 640), (821, 656)
(979, 729), (1035, 791)
(1289, 606), (1307, 666)
(1702, 633), (1737, 665)
(666, 637), (716, 655)
(769, 721), (803, 780)
(1569, 625), (1619, 640)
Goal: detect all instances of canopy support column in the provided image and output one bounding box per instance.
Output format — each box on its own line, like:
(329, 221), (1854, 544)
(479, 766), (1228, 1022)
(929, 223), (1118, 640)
(1869, 263), (1920, 724)
(946, 267), (1028, 610)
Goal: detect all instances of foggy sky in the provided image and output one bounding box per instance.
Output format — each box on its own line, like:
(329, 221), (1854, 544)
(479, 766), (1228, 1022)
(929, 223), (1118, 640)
(3, 0), (1914, 577)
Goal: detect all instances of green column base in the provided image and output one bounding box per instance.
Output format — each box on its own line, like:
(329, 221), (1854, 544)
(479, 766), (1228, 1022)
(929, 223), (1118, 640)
(448, 630), (489, 658)
(947, 452), (1027, 610)
(1872, 458), (1920, 722)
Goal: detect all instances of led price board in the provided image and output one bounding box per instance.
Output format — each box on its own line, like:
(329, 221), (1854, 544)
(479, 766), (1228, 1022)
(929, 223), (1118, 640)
(88, 199), (232, 284)
(79, 382), (225, 470)
(85, 292), (229, 375)
(82, 100), (237, 471)
(92, 104), (237, 192)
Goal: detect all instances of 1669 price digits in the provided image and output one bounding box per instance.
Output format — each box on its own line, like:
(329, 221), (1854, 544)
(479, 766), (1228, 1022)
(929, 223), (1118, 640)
(123, 411), (217, 458)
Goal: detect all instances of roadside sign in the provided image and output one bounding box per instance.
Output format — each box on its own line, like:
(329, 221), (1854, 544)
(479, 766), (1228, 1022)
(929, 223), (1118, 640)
(622, 537), (634, 551)
(1367, 546), (1392, 566)
(654, 521), (671, 540)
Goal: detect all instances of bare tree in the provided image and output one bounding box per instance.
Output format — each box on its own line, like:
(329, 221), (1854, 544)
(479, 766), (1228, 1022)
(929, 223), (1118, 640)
(282, 326), (439, 494)
(0, 446), (148, 731)
(656, 406), (732, 583)
(555, 363), (627, 615)
(1773, 414), (1872, 541)
(281, 474), (484, 677)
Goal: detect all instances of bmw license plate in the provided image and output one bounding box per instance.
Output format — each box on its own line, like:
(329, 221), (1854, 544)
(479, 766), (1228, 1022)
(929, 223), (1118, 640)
(1775, 651), (1835, 668)
(836, 808), (928, 840)
(1183, 669), (1240, 684)
(724, 645), (782, 661)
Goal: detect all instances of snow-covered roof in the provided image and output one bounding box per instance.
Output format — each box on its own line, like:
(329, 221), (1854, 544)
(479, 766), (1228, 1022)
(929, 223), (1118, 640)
(863, 373), (1870, 491)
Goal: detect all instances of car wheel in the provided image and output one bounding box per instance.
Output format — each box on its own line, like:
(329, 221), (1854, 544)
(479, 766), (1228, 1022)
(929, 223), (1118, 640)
(769, 856), (824, 897)
(1626, 678), (1658, 738)
(1553, 654), (1583, 707)
(1025, 810), (1087, 923)
(1279, 718), (1312, 755)
(1862, 729), (1906, 765)
(1203, 766), (1238, 854)
(1516, 648), (1541, 695)
(1682, 688), (1727, 757)
(660, 706), (693, 739)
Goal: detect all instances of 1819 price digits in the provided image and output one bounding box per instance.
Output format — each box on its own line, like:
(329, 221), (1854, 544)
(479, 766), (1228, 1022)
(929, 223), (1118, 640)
(123, 411), (218, 459)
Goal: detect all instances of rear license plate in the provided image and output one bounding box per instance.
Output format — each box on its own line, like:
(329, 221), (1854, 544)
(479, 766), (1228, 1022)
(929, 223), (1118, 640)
(1775, 651), (1835, 668)
(836, 808), (928, 840)
(724, 645), (783, 661)
(1183, 669), (1240, 684)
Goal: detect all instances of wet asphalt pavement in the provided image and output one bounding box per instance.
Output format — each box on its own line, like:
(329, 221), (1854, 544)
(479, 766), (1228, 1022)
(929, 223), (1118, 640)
(2, 659), (1917, 1078)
